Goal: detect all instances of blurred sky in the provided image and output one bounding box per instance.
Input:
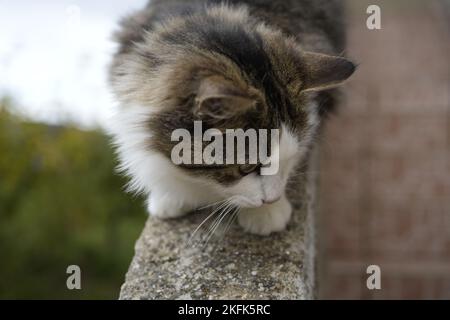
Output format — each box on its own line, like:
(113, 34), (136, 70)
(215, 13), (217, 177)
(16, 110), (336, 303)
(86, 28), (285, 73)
(0, 0), (147, 128)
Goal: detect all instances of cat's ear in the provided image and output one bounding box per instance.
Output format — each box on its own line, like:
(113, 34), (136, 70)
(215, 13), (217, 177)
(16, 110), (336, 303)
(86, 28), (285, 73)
(194, 76), (257, 119)
(301, 52), (356, 92)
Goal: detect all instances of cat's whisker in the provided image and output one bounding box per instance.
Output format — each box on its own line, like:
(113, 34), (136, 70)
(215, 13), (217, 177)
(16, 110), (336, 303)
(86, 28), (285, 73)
(188, 202), (226, 245)
(219, 198), (240, 234)
(203, 203), (232, 241)
(216, 204), (239, 237)
(187, 210), (220, 246)
(215, 205), (237, 237)
(188, 197), (236, 246)
(188, 199), (231, 245)
(217, 206), (240, 241)
(202, 201), (236, 246)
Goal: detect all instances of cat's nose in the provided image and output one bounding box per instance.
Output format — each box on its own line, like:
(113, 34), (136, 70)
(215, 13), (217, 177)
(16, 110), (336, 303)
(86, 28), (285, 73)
(262, 196), (281, 204)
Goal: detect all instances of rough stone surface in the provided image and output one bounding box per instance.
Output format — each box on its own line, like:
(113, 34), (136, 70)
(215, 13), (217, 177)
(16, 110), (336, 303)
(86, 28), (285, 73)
(119, 153), (317, 300)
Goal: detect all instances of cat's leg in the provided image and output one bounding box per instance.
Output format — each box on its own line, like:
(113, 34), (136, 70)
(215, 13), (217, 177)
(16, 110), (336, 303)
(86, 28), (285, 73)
(238, 194), (292, 235)
(147, 192), (192, 219)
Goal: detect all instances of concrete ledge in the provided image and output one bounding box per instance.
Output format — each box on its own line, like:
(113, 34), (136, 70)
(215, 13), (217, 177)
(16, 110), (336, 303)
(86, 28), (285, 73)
(119, 153), (317, 300)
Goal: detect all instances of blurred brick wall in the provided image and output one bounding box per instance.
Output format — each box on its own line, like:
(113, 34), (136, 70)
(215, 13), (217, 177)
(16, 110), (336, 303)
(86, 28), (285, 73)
(319, 0), (450, 299)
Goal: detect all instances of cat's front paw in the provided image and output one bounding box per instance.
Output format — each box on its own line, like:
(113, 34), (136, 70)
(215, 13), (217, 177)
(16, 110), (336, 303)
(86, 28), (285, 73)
(147, 193), (189, 219)
(238, 195), (292, 236)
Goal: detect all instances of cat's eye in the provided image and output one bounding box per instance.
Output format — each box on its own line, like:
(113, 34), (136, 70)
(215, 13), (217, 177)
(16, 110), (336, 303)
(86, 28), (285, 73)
(239, 163), (260, 175)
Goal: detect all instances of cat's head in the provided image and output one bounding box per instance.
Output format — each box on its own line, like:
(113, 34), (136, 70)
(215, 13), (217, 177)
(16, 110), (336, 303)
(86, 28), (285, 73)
(109, 5), (355, 208)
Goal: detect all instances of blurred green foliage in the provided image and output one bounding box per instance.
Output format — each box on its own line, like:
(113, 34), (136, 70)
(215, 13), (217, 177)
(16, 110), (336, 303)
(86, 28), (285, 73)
(0, 97), (146, 299)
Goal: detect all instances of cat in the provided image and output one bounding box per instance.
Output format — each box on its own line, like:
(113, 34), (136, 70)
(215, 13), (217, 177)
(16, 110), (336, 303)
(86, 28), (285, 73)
(108, 0), (355, 235)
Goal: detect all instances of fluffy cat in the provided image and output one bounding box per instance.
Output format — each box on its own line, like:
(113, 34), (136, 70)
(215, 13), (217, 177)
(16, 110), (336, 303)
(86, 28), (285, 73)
(108, 0), (355, 235)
